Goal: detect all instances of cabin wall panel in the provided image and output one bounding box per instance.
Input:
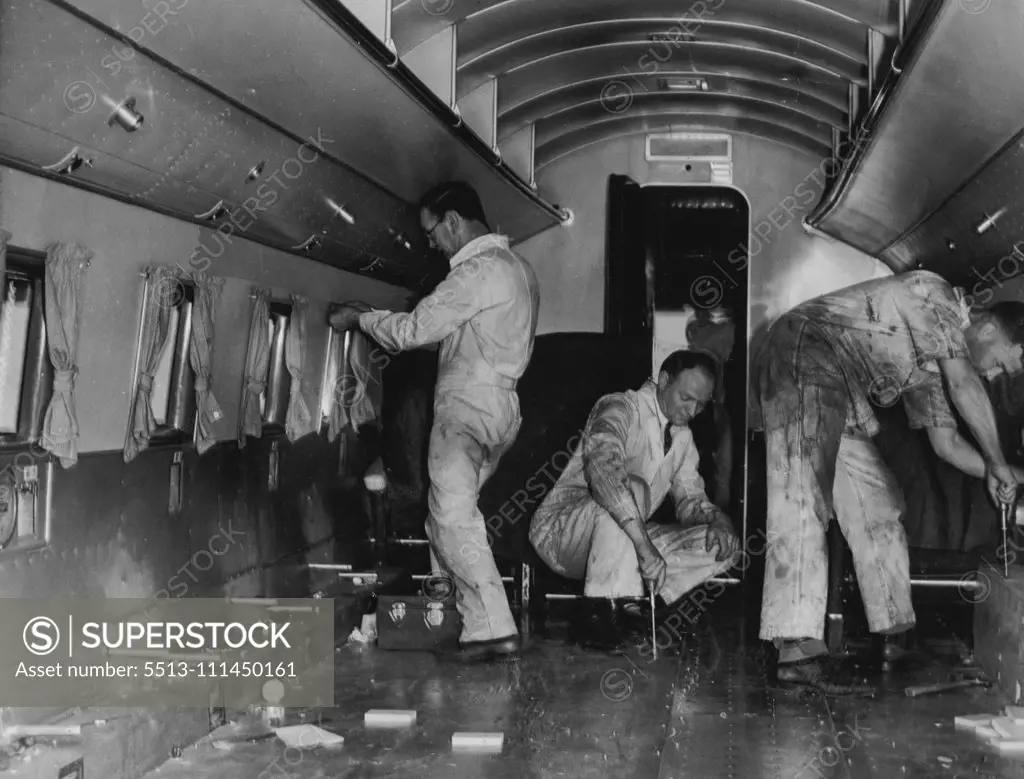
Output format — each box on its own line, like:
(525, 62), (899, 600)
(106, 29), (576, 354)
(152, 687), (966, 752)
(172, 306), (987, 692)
(118, 447), (189, 598)
(0, 166), (411, 454)
(518, 135), (892, 346)
(0, 437), (361, 598)
(182, 446), (232, 596)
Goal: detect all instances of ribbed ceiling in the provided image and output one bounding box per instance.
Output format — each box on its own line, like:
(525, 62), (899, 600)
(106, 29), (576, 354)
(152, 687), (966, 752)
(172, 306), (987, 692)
(392, 0), (901, 167)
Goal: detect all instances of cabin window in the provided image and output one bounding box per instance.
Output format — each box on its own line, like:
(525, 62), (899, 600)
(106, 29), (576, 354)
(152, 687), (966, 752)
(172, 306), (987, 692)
(139, 280), (198, 447)
(0, 247), (53, 553)
(261, 301), (292, 433)
(0, 250), (53, 447)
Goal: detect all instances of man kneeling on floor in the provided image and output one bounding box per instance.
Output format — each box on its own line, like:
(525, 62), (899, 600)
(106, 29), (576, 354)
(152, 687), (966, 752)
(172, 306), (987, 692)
(528, 350), (740, 650)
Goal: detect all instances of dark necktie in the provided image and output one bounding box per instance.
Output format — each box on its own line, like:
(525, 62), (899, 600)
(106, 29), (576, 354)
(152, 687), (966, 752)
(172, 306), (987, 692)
(664, 422), (672, 455)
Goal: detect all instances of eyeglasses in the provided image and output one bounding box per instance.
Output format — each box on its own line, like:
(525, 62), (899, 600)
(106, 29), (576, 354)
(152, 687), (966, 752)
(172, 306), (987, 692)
(424, 218), (446, 249)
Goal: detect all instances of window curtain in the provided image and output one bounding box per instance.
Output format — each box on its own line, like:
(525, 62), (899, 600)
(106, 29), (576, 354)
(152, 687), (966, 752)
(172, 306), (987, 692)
(0, 229), (10, 318)
(347, 331), (381, 430)
(326, 329), (349, 443)
(237, 288), (270, 448)
(124, 264), (176, 462)
(41, 241), (92, 468)
(284, 293), (313, 441)
(188, 271), (225, 454)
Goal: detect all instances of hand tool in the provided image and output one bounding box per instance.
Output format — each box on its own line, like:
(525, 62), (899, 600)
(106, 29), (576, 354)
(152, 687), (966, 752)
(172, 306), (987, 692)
(904, 677), (989, 698)
(1002, 500), (1012, 577)
(646, 581), (657, 661)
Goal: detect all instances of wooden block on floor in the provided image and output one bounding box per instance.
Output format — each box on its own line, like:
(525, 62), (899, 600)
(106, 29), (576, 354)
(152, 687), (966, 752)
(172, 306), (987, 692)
(972, 561), (1024, 704)
(955, 713), (994, 729)
(991, 717), (1024, 739)
(451, 732), (503, 752)
(364, 710), (417, 727)
(977, 725), (1001, 739)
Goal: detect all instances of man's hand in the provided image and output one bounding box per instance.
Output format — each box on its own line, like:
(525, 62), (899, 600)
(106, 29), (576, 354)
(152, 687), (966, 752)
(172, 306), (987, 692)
(637, 542), (667, 595)
(987, 462), (1019, 507)
(328, 301), (371, 331)
(705, 516), (738, 562)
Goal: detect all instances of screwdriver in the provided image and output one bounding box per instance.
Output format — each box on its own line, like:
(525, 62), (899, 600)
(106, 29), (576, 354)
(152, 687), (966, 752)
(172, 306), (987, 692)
(645, 581), (657, 661)
(1002, 501), (1012, 578)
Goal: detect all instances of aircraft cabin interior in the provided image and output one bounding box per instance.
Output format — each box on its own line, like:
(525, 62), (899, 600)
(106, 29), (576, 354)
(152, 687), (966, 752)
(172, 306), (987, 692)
(3, 0), (1024, 776)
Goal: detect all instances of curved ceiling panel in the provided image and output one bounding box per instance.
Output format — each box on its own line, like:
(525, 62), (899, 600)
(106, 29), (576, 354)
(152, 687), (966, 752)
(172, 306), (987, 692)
(535, 116), (831, 171)
(459, 22), (863, 98)
(462, 39), (862, 102)
(499, 76), (847, 141)
(535, 99), (832, 157)
(392, 0), (895, 57)
(495, 44), (852, 120)
(456, 0), (868, 66)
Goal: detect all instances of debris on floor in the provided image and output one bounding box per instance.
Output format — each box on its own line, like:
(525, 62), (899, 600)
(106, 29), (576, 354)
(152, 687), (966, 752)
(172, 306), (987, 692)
(954, 707), (1024, 755)
(348, 614), (378, 644)
(273, 724), (344, 749)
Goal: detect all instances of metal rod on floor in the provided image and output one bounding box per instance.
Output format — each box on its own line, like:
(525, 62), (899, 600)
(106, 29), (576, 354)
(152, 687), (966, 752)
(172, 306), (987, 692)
(910, 578), (981, 589)
(411, 573), (514, 583)
(307, 563), (353, 571)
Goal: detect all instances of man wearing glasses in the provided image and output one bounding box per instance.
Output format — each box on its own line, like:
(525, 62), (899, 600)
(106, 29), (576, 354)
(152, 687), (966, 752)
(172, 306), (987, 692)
(329, 181), (540, 663)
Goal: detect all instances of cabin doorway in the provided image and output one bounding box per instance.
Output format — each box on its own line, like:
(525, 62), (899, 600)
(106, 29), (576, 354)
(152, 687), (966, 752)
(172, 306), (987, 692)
(606, 176), (751, 582)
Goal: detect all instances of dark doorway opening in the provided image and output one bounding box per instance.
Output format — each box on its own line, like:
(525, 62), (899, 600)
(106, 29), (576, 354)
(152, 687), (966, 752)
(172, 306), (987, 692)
(606, 175), (751, 581)
(646, 186), (749, 533)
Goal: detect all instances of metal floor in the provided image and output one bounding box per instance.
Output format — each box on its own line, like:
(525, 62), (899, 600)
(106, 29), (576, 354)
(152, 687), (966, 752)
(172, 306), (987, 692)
(141, 589), (1024, 779)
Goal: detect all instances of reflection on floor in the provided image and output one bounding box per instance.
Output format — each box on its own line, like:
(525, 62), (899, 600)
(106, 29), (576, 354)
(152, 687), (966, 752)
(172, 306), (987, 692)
(142, 588), (1024, 779)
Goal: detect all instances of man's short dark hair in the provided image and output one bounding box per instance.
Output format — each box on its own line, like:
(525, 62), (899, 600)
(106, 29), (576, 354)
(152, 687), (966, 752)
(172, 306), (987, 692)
(985, 301), (1024, 346)
(658, 350), (719, 386)
(419, 181), (490, 230)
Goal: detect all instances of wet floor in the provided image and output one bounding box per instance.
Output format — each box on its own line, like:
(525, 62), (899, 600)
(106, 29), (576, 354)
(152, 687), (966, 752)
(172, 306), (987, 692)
(134, 588), (1024, 779)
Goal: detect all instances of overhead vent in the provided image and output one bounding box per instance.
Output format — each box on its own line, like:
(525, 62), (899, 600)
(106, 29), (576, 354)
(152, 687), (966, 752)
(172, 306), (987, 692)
(649, 32), (695, 44)
(646, 133), (733, 184)
(657, 77), (709, 92)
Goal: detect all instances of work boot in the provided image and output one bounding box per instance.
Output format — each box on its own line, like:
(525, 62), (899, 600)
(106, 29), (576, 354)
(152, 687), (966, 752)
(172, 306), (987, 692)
(876, 628), (927, 672)
(435, 634), (521, 663)
(773, 639), (875, 696)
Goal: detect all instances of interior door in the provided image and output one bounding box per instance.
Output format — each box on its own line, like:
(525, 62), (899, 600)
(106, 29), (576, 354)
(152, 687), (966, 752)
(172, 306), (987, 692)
(605, 174), (651, 342)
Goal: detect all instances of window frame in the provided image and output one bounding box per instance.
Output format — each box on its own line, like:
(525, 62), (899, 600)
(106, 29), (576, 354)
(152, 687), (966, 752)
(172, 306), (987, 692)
(130, 276), (198, 450)
(0, 247), (53, 451)
(0, 245), (53, 555)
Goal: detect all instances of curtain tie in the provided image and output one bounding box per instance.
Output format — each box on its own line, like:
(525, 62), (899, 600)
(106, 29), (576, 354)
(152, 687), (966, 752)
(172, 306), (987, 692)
(194, 375), (210, 393)
(53, 367), (77, 393)
(247, 378), (266, 395)
(137, 373), (154, 394)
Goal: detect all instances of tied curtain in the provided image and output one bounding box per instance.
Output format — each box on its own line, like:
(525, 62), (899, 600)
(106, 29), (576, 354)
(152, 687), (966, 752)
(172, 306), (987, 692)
(124, 265), (177, 462)
(346, 331), (381, 431)
(326, 330), (381, 441)
(238, 288), (270, 448)
(188, 271), (225, 454)
(325, 329), (349, 443)
(284, 293), (313, 441)
(41, 242), (92, 468)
